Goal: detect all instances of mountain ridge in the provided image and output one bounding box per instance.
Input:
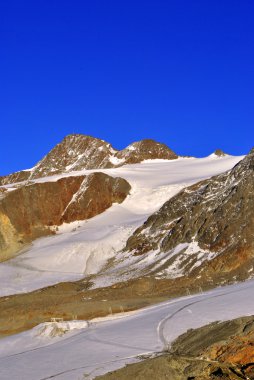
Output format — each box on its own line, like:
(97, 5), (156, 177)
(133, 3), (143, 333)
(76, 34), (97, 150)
(0, 134), (178, 185)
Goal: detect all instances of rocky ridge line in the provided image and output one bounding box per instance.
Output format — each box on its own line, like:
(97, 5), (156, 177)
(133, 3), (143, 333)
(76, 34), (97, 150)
(0, 134), (178, 185)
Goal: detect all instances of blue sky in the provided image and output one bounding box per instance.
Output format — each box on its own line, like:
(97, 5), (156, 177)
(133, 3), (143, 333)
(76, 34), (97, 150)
(1, 0), (253, 175)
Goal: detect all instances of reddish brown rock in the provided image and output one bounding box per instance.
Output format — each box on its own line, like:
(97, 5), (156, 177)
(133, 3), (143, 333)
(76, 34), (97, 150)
(62, 172), (131, 223)
(0, 173), (131, 261)
(115, 139), (178, 164)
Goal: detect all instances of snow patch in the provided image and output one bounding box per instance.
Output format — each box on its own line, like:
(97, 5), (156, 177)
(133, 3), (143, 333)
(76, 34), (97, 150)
(108, 155), (125, 165)
(35, 320), (89, 338)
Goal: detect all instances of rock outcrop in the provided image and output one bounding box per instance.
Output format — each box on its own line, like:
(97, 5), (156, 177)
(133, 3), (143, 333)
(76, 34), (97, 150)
(115, 139), (178, 164)
(0, 134), (177, 185)
(213, 149), (228, 157)
(0, 173), (131, 261)
(125, 148), (254, 280)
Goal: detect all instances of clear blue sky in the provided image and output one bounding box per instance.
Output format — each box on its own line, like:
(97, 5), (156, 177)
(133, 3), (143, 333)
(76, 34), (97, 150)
(1, 0), (253, 175)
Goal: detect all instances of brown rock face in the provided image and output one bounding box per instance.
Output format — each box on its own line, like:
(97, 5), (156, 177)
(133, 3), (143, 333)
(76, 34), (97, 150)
(125, 148), (254, 279)
(214, 149), (227, 157)
(0, 171), (30, 185)
(30, 135), (116, 178)
(0, 173), (131, 261)
(0, 134), (178, 185)
(61, 173), (131, 223)
(115, 139), (178, 164)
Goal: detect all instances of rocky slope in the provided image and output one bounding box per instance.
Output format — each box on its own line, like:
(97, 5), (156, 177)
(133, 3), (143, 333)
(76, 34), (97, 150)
(0, 173), (130, 261)
(124, 148), (254, 282)
(0, 134), (177, 185)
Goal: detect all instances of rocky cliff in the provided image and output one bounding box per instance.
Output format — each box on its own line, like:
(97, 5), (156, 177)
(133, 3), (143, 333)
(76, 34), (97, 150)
(0, 173), (131, 261)
(0, 134), (177, 185)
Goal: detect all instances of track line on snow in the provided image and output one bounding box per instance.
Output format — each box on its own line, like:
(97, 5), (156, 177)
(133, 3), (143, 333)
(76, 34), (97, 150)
(157, 283), (254, 349)
(1, 281), (253, 380)
(0, 324), (149, 361)
(84, 333), (150, 351)
(38, 351), (155, 380)
(0, 327), (95, 361)
(7, 260), (85, 275)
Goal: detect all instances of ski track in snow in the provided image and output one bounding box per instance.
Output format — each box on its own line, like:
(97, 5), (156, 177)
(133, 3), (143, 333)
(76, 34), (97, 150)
(0, 279), (254, 379)
(0, 155), (244, 296)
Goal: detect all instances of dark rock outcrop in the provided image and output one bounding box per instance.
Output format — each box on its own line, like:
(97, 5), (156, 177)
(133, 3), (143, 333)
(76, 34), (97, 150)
(0, 173), (131, 261)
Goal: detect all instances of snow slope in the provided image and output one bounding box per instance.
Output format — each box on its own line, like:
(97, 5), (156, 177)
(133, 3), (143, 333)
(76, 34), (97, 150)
(0, 155), (244, 296)
(0, 279), (254, 380)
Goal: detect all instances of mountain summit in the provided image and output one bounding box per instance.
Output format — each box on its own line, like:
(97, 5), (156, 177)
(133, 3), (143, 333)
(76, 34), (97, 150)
(0, 134), (178, 185)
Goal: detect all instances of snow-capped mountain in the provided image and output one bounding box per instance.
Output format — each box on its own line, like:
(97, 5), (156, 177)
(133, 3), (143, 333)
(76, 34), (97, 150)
(0, 139), (246, 295)
(0, 135), (253, 380)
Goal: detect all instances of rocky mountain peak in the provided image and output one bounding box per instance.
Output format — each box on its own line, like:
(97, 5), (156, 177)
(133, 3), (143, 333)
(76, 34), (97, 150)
(30, 134), (117, 179)
(0, 135), (178, 185)
(115, 138), (178, 164)
(213, 149), (227, 157)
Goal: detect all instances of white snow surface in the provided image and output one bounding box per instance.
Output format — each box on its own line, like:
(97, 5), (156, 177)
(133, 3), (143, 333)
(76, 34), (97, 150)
(0, 155), (244, 296)
(1, 279), (254, 379)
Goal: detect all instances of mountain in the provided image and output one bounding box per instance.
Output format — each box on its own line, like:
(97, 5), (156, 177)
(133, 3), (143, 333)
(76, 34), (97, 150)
(124, 147), (254, 284)
(0, 134), (178, 185)
(0, 173), (130, 261)
(0, 135), (253, 380)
